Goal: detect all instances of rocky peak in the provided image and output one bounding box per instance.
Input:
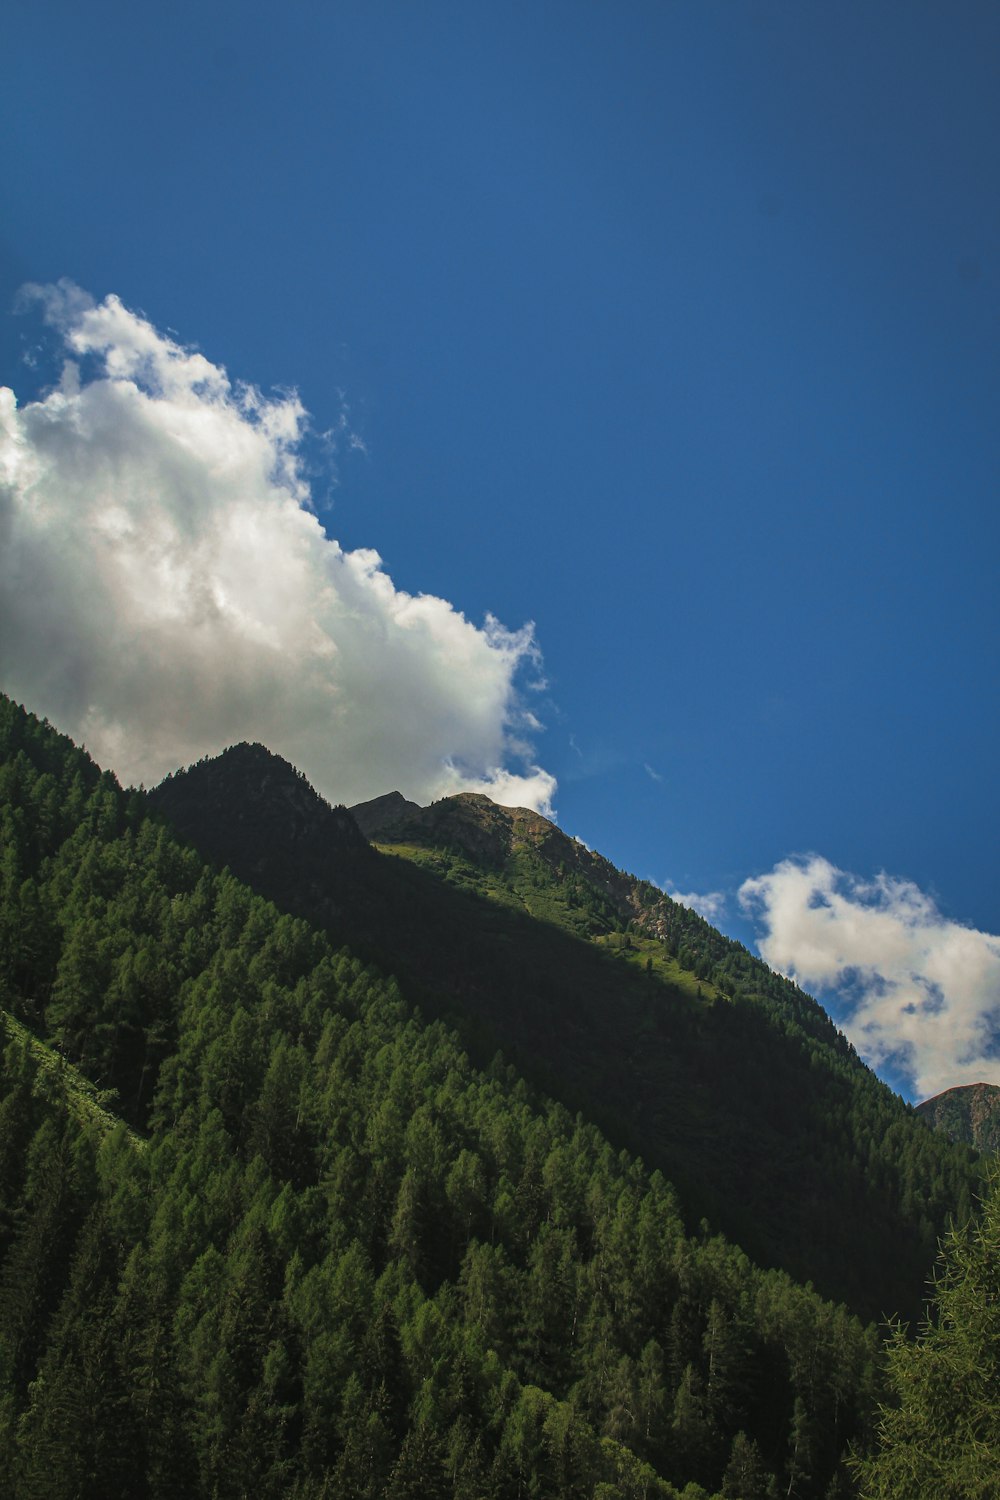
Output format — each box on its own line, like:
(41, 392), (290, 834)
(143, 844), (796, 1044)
(916, 1082), (1000, 1154)
(349, 789), (423, 841)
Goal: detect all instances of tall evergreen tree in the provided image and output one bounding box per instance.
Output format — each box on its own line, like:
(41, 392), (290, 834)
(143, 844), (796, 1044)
(852, 1177), (1000, 1498)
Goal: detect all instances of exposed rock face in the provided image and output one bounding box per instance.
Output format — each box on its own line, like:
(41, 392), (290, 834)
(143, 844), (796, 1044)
(916, 1082), (1000, 1154)
(353, 791), (533, 865)
(349, 788), (696, 947)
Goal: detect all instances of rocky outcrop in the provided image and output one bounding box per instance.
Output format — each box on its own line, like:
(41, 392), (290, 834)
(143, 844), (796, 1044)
(916, 1082), (1000, 1154)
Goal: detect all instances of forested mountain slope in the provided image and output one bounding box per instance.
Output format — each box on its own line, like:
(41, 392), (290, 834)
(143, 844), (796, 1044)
(0, 693), (891, 1498)
(149, 747), (981, 1322)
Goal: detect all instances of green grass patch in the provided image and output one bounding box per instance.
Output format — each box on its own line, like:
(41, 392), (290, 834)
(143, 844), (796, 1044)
(377, 841), (719, 1002)
(1, 1008), (145, 1148)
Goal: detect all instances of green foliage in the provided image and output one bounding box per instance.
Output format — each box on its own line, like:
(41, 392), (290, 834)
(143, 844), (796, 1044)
(0, 693), (978, 1496)
(148, 727), (982, 1321)
(852, 1175), (1000, 1498)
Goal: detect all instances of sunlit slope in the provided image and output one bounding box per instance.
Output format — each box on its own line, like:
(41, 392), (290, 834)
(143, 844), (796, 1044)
(0, 1007), (144, 1148)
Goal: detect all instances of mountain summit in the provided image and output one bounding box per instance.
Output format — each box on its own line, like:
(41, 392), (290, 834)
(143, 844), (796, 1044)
(352, 788), (626, 890)
(148, 742), (374, 927)
(348, 788), (422, 840)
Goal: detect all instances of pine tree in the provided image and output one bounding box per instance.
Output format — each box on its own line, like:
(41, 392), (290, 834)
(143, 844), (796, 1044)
(852, 1176), (1000, 1498)
(721, 1430), (770, 1499)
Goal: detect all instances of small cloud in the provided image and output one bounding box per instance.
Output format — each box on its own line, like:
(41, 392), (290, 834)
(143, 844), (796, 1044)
(643, 762), (663, 783)
(665, 884), (727, 923)
(17, 276), (95, 325)
(437, 760), (557, 820)
(739, 855), (1000, 1099)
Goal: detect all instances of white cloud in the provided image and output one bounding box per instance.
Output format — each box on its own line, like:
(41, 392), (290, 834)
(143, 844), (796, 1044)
(664, 885), (727, 923)
(739, 855), (1000, 1100)
(0, 283), (555, 814)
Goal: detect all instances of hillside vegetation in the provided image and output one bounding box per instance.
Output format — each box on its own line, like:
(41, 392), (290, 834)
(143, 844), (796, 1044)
(0, 695), (985, 1497)
(150, 751), (982, 1322)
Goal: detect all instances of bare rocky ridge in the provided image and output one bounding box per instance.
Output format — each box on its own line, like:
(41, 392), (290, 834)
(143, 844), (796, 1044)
(917, 1082), (1000, 1154)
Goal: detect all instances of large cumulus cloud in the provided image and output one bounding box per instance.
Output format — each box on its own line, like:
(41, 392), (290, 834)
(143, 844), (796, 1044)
(739, 855), (1000, 1100)
(0, 283), (555, 813)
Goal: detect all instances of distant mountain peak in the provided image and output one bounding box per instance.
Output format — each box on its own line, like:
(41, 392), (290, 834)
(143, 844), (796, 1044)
(351, 787), (559, 867)
(349, 789), (423, 840)
(165, 739), (321, 793)
(213, 740), (289, 764)
(148, 743), (370, 896)
(347, 787), (678, 943)
(916, 1081), (1000, 1154)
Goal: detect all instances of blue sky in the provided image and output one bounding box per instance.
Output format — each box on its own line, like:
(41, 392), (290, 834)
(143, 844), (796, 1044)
(2, 2), (999, 1101)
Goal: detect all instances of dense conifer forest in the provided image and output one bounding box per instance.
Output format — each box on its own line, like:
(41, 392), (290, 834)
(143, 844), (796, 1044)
(0, 694), (991, 1496)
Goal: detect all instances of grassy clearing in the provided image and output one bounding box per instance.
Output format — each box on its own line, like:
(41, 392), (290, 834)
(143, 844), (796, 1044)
(592, 931), (722, 1002)
(1, 1008), (145, 1148)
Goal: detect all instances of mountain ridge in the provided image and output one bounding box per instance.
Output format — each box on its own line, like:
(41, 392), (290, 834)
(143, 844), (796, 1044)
(146, 739), (981, 1323)
(350, 786), (672, 929)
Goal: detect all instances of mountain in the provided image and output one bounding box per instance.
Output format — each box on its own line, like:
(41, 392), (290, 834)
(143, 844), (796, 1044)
(349, 788), (422, 840)
(154, 739), (372, 879)
(0, 691), (895, 1498)
(148, 745), (981, 1324)
(917, 1082), (1000, 1153)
